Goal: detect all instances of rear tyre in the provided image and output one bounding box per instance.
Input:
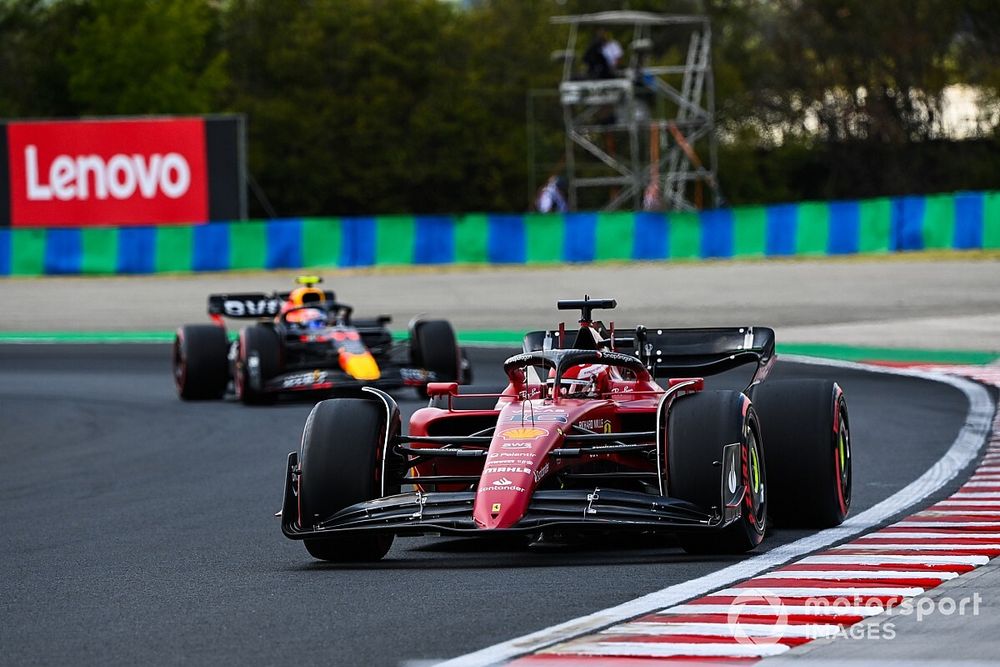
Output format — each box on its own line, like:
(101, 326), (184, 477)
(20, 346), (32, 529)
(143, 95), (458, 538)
(235, 325), (281, 405)
(299, 399), (395, 562)
(411, 319), (460, 398)
(173, 324), (229, 400)
(751, 380), (851, 528)
(668, 391), (766, 554)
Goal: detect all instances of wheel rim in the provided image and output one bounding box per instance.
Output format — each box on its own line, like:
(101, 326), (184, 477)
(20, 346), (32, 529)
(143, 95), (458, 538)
(835, 406), (852, 511)
(173, 338), (186, 390)
(746, 426), (766, 532)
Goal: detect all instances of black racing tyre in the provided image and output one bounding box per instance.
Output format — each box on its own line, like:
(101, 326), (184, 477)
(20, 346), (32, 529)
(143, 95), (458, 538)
(173, 324), (229, 400)
(460, 349), (474, 385)
(299, 399), (395, 562)
(411, 319), (460, 398)
(751, 379), (851, 528)
(668, 390), (767, 554)
(235, 325), (281, 405)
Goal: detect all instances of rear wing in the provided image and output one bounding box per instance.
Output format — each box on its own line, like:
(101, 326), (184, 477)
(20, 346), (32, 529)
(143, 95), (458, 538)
(207, 291), (337, 319)
(523, 326), (775, 378)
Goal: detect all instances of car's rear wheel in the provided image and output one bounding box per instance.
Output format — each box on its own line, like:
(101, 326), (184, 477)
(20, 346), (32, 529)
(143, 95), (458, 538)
(299, 398), (395, 562)
(235, 325), (281, 405)
(668, 390), (766, 554)
(411, 319), (460, 398)
(752, 379), (851, 527)
(173, 324), (229, 400)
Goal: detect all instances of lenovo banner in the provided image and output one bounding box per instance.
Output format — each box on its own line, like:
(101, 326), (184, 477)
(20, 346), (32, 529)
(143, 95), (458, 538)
(0, 115), (245, 227)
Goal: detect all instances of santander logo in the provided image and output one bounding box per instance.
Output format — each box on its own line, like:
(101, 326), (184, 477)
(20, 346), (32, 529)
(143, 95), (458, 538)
(23, 145), (191, 201)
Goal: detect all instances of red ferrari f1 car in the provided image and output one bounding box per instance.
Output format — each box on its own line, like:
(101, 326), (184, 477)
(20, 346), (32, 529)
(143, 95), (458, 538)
(173, 276), (468, 404)
(281, 297), (851, 561)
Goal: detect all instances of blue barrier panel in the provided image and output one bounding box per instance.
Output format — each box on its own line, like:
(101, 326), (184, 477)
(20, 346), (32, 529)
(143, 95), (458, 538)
(563, 212), (597, 262)
(414, 216), (454, 264)
(954, 192), (985, 249)
(765, 204), (798, 256)
(828, 201), (860, 254)
(44, 228), (82, 275)
(700, 208), (734, 258)
(487, 214), (525, 264)
(0, 229), (9, 276)
(266, 218), (303, 269)
(340, 216), (376, 267)
(117, 227), (156, 274)
(192, 223), (230, 272)
(633, 212), (668, 260)
(894, 196), (926, 251)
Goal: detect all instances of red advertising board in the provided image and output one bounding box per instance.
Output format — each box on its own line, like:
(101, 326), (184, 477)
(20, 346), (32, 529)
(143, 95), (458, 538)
(6, 118), (208, 227)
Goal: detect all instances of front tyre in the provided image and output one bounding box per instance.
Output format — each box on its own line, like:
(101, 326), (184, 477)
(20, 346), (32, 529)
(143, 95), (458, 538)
(173, 324), (229, 400)
(299, 399), (396, 562)
(235, 325), (280, 405)
(752, 380), (851, 528)
(668, 390), (766, 554)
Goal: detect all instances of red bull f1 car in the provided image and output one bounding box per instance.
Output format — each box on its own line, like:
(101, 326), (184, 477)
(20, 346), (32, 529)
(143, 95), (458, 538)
(280, 297), (852, 561)
(173, 276), (468, 404)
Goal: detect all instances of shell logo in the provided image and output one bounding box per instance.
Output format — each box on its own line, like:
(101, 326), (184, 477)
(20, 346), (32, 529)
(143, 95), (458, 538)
(499, 427), (547, 440)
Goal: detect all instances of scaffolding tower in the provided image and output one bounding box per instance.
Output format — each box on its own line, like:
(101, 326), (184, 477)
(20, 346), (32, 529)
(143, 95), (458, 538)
(550, 11), (722, 212)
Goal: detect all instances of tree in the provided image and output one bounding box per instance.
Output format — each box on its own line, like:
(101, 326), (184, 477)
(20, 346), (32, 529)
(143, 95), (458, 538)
(65, 0), (228, 115)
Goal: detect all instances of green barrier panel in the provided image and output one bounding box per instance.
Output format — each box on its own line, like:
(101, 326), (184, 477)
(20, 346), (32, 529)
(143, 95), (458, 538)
(376, 215), (414, 265)
(302, 217), (342, 267)
(733, 206), (767, 257)
(454, 214), (489, 264)
(154, 225), (193, 273)
(922, 193), (956, 250)
(595, 212), (635, 261)
(525, 213), (563, 263)
(985, 192), (1000, 249)
(229, 220), (267, 270)
(795, 201), (829, 255)
(80, 228), (118, 274)
(858, 197), (892, 253)
(11, 228), (46, 275)
(669, 211), (700, 259)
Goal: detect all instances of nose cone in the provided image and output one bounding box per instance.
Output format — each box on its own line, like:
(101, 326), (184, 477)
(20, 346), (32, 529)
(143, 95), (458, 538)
(340, 351), (381, 380)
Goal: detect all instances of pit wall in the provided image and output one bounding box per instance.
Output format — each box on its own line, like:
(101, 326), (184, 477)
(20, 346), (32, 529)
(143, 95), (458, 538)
(2, 191), (998, 276)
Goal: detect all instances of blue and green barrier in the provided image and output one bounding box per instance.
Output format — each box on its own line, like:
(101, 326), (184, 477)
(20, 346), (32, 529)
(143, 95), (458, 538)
(1, 191), (998, 276)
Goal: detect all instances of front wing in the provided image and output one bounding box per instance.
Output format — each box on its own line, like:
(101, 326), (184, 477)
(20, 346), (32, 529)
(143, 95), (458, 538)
(280, 453), (731, 539)
(257, 365), (437, 395)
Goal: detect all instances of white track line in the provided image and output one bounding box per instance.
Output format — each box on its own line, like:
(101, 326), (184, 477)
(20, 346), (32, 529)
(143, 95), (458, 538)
(834, 543), (1000, 551)
(912, 508), (1000, 525)
(545, 641), (790, 658)
(715, 586), (924, 597)
(657, 604), (887, 618)
(890, 523), (1000, 530)
(758, 570), (958, 581)
(600, 621), (841, 639)
(437, 360), (994, 667)
(799, 554), (988, 566)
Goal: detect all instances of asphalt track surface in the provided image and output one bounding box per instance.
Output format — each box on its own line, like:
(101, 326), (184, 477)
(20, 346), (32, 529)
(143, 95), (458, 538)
(0, 343), (988, 667)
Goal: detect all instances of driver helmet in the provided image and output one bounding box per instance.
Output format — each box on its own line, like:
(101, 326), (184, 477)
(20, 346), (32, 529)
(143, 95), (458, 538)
(285, 307), (326, 328)
(548, 363), (610, 398)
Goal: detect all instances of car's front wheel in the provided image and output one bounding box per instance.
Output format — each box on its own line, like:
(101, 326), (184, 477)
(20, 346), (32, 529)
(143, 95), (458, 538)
(298, 398), (396, 562)
(667, 390), (767, 554)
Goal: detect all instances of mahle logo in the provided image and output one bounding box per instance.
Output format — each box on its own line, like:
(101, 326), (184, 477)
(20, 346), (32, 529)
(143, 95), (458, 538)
(23, 145), (191, 201)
